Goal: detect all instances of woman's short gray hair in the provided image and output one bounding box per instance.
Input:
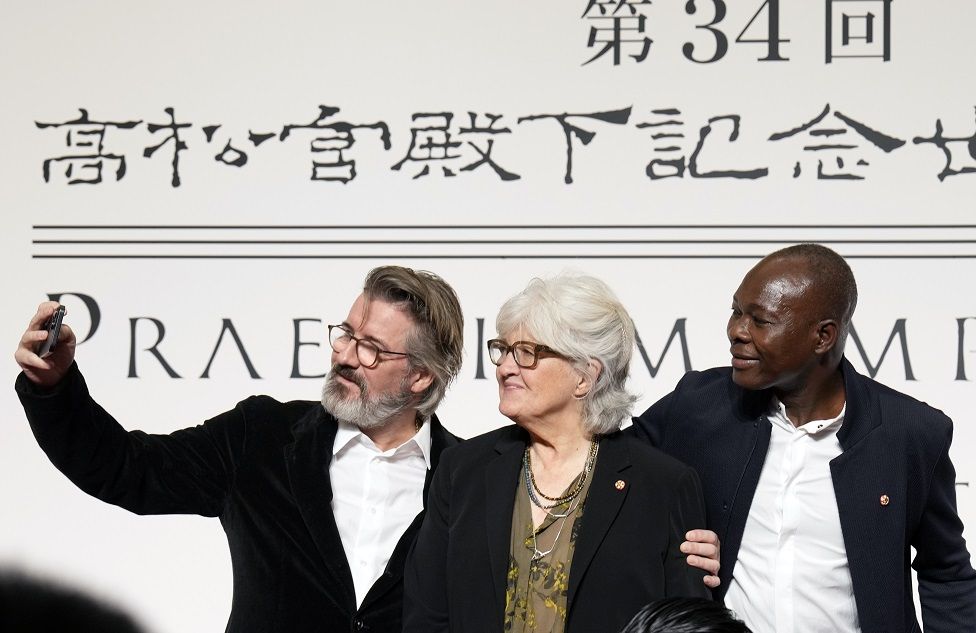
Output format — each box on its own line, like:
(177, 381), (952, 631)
(495, 273), (638, 436)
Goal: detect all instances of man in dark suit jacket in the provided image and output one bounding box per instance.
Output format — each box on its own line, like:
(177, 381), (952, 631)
(14, 266), (465, 633)
(633, 244), (976, 633)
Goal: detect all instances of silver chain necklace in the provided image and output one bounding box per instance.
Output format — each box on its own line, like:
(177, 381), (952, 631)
(528, 491), (582, 561)
(523, 440), (599, 561)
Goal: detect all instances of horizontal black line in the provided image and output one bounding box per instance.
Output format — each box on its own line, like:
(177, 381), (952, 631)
(32, 224), (976, 230)
(31, 254), (976, 260)
(31, 239), (976, 245)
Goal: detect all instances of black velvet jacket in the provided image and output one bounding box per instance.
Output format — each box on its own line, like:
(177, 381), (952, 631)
(16, 362), (460, 633)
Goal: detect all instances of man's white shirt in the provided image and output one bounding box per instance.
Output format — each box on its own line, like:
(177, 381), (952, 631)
(725, 398), (861, 633)
(330, 419), (431, 607)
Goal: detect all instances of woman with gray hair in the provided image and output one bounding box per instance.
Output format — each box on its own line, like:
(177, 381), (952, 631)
(404, 273), (710, 633)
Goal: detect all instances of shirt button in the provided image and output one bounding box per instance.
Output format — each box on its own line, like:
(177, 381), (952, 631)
(359, 560), (367, 567)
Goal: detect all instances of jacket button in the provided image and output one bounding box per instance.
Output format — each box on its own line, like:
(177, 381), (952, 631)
(353, 618), (369, 631)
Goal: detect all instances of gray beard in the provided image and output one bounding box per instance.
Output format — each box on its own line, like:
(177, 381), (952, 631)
(320, 365), (414, 431)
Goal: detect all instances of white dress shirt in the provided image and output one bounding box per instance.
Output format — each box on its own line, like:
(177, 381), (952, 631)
(725, 398), (861, 633)
(329, 419), (431, 607)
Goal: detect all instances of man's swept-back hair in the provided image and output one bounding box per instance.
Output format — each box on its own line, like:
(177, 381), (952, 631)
(619, 598), (752, 633)
(495, 272), (638, 436)
(767, 243), (858, 328)
(363, 266), (464, 418)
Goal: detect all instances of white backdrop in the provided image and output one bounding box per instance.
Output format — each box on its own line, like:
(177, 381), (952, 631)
(1, 2), (974, 631)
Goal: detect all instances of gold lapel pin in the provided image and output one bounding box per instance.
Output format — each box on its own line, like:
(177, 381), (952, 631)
(880, 494), (890, 507)
(614, 480), (626, 490)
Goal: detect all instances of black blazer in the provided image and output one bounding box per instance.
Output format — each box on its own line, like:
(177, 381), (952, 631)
(16, 362), (460, 633)
(632, 358), (976, 633)
(403, 425), (709, 633)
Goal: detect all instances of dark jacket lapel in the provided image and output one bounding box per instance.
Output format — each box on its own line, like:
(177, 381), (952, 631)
(830, 358), (886, 630)
(567, 432), (631, 607)
(484, 427), (526, 617)
(283, 406), (357, 613)
(831, 359), (884, 501)
(360, 414), (460, 609)
(715, 383), (774, 597)
(424, 414), (460, 502)
(835, 357), (882, 451)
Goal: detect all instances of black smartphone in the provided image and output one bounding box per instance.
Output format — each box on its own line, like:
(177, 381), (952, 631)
(37, 305), (66, 358)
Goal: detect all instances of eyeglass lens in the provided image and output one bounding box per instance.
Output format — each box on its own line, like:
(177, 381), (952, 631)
(330, 327), (380, 367)
(488, 341), (538, 368)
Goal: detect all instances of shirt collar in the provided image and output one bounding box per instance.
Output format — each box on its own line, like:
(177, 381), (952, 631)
(332, 416), (433, 469)
(413, 417), (433, 468)
(768, 397), (847, 436)
(332, 419), (363, 457)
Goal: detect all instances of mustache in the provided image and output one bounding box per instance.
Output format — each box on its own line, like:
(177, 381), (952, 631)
(331, 363), (367, 391)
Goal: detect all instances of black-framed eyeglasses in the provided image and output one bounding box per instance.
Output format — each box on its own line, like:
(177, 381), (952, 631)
(486, 339), (565, 370)
(328, 324), (410, 369)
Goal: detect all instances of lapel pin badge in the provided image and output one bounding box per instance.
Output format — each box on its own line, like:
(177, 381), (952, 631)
(614, 480), (626, 491)
(880, 494), (890, 507)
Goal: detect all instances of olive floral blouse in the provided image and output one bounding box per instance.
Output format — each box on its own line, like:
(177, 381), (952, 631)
(503, 457), (597, 633)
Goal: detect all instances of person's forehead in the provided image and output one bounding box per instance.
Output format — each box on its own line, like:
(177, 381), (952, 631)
(740, 259), (816, 307)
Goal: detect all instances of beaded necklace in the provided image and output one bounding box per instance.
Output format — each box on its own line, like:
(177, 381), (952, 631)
(522, 439), (600, 560)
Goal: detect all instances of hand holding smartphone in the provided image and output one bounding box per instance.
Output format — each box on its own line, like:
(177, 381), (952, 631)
(37, 305), (66, 358)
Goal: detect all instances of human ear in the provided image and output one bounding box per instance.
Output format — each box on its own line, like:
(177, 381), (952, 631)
(408, 368), (434, 395)
(574, 359), (603, 398)
(815, 320), (839, 354)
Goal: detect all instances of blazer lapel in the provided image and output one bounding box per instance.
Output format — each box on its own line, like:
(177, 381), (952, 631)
(484, 428), (525, 617)
(360, 415), (460, 609)
(830, 359), (886, 630)
(835, 358), (882, 451)
(567, 433), (631, 608)
(424, 414), (460, 504)
(284, 407), (357, 612)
